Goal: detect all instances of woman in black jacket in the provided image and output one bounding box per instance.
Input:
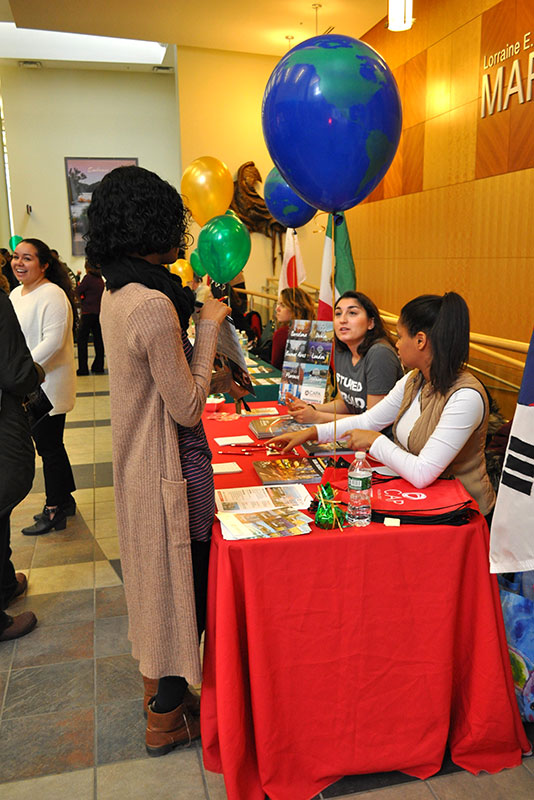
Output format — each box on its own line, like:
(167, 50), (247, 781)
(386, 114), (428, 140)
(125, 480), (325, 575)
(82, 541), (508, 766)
(0, 290), (42, 640)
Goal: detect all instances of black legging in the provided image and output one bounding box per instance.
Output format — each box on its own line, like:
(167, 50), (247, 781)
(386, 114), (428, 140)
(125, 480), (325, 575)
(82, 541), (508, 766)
(154, 539), (211, 712)
(32, 414), (76, 507)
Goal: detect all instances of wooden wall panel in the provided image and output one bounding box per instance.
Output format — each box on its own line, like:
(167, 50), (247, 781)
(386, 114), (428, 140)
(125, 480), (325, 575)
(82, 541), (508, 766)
(402, 123), (425, 194)
(349, 0), (534, 353)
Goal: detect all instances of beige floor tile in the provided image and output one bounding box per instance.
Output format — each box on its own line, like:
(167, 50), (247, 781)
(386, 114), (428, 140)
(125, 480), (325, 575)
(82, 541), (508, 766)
(95, 560), (122, 588)
(94, 501), (116, 521)
(94, 518), (117, 538)
(98, 538), (121, 560)
(26, 562), (95, 594)
(96, 749), (206, 800)
(202, 766), (229, 800)
(428, 765), (534, 799)
(0, 768), (95, 800)
(94, 488), (115, 502)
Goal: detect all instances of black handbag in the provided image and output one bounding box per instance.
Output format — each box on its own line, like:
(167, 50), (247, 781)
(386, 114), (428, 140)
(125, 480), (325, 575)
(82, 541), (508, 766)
(23, 386), (53, 430)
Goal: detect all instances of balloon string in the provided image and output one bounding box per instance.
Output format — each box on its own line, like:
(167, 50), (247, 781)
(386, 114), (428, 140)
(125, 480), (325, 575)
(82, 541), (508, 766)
(331, 214), (337, 460)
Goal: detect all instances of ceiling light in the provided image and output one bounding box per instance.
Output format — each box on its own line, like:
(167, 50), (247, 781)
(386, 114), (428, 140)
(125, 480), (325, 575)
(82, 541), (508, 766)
(0, 22), (167, 64)
(388, 0), (413, 32)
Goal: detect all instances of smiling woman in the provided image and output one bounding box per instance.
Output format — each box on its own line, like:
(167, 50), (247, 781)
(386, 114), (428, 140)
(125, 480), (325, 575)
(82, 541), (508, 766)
(9, 239), (79, 535)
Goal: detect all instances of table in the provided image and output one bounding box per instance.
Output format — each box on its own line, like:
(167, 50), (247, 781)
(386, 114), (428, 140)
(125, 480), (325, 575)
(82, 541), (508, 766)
(201, 405), (530, 800)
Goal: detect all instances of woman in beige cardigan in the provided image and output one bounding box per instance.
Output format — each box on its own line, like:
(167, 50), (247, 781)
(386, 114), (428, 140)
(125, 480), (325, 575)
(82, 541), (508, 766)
(86, 166), (229, 756)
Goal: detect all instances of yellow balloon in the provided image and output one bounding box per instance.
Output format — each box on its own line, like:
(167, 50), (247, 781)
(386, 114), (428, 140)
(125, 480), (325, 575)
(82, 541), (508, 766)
(181, 156), (234, 227)
(169, 258), (193, 283)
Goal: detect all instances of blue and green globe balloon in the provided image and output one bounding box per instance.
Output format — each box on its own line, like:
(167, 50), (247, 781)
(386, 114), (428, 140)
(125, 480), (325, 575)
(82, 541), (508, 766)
(262, 34), (402, 213)
(264, 167), (316, 228)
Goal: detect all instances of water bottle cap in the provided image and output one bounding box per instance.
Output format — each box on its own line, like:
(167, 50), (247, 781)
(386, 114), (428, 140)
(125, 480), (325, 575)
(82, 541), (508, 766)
(355, 451), (367, 459)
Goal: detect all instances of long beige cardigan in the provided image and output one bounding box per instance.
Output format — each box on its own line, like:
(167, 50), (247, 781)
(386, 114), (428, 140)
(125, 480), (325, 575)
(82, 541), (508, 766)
(101, 283), (219, 683)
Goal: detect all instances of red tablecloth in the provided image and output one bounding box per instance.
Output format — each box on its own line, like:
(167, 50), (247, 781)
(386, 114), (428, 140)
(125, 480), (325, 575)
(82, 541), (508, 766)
(201, 405), (530, 800)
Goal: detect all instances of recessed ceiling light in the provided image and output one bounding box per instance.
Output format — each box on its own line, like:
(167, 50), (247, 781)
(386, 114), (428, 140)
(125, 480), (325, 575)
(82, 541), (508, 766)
(0, 22), (167, 64)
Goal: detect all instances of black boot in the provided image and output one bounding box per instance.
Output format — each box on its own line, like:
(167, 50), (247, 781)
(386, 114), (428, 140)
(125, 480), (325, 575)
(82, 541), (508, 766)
(34, 496), (76, 521)
(22, 506), (67, 536)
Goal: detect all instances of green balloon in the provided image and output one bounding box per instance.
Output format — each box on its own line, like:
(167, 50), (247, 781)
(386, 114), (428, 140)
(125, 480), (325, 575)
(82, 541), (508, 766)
(190, 249), (206, 277)
(225, 209), (239, 219)
(9, 234), (23, 251)
(198, 214), (251, 285)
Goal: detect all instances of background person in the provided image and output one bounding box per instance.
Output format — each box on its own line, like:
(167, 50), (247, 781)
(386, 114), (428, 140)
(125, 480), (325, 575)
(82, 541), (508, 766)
(271, 286), (315, 370)
(286, 291), (403, 424)
(10, 239), (78, 535)
(86, 165), (230, 757)
(0, 291), (43, 641)
(75, 260), (105, 375)
(271, 292), (496, 518)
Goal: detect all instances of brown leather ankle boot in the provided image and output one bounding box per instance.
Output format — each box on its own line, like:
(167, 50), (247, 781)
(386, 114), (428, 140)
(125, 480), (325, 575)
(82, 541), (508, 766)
(145, 701), (200, 757)
(142, 676), (201, 718)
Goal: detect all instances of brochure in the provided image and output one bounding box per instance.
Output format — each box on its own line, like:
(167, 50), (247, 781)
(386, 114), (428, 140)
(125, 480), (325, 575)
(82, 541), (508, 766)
(215, 483), (312, 513)
(248, 416), (306, 439)
(218, 507), (313, 540)
(253, 457), (326, 485)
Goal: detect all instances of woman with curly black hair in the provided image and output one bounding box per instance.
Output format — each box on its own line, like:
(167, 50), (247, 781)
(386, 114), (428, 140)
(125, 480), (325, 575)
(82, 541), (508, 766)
(86, 165), (230, 757)
(10, 239), (78, 535)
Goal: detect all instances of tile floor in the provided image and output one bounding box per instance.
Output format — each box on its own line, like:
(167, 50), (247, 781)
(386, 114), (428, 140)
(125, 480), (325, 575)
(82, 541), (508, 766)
(0, 354), (533, 799)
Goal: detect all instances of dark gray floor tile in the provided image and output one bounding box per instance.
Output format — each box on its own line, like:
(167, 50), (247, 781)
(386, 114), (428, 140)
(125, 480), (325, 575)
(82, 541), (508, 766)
(66, 418), (111, 427)
(12, 620), (94, 668)
(96, 653), (143, 705)
(4, 659), (94, 717)
(109, 559), (123, 581)
(0, 640), (15, 670)
(18, 589), (94, 626)
(95, 615), (130, 657)
(96, 697), (147, 764)
(42, 522), (95, 543)
(31, 538), (105, 568)
(322, 771), (418, 797)
(96, 585), (127, 618)
(0, 706), (94, 782)
(76, 390), (109, 397)
(0, 669), (7, 704)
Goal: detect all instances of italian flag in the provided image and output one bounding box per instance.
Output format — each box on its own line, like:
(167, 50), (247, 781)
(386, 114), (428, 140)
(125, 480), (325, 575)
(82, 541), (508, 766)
(317, 212), (356, 320)
(278, 228), (306, 295)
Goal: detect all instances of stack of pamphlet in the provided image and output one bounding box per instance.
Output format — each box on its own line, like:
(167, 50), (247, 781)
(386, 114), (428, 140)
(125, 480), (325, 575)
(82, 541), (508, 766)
(248, 416), (306, 439)
(253, 456), (326, 485)
(302, 440), (354, 457)
(217, 508), (312, 540)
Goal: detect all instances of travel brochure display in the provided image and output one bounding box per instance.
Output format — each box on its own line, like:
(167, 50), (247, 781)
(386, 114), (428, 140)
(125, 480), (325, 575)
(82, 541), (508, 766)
(279, 320), (334, 405)
(248, 416), (306, 439)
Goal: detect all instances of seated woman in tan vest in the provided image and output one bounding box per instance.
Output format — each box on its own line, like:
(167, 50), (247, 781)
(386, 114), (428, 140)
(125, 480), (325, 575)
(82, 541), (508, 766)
(269, 292), (496, 519)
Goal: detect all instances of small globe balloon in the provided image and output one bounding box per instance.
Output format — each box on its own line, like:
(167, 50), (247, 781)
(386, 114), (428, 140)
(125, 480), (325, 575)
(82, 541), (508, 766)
(9, 234), (23, 251)
(198, 214), (251, 285)
(262, 34), (402, 212)
(264, 167), (316, 228)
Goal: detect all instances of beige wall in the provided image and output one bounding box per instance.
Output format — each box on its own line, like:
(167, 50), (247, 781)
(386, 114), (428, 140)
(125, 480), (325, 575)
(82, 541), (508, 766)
(176, 46), (325, 306)
(0, 66), (181, 272)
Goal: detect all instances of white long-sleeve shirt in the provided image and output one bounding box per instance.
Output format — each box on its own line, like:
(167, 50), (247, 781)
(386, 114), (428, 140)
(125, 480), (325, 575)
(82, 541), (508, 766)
(10, 282), (76, 415)
(316, 373), (484, 488)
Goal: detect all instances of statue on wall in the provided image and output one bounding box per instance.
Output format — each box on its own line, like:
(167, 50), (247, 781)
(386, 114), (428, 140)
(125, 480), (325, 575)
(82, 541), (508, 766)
(231, 161), (285, 273)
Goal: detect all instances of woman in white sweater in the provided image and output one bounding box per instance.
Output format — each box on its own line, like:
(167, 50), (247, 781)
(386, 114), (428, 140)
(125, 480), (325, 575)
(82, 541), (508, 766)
(10, 239), (78, 535)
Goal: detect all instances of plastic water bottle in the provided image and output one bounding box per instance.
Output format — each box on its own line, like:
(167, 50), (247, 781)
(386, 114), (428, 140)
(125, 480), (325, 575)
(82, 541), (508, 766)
(346, 451), (372, 527)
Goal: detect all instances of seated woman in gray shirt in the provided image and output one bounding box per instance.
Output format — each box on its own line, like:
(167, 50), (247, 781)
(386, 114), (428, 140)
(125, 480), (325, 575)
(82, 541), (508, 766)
(287, 291), (402, 424)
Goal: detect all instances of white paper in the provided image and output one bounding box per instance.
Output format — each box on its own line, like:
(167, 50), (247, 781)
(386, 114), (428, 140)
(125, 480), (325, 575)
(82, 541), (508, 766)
(214, 435), (254, 446)
(213, 462), (243, 474)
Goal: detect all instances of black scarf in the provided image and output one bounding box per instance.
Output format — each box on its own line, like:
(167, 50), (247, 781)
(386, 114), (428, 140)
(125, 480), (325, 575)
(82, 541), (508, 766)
(101, 255), (194, 331)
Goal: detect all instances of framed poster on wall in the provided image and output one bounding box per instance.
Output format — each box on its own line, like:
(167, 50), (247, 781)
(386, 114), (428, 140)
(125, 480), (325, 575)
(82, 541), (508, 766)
(65, 157), (138, 256)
